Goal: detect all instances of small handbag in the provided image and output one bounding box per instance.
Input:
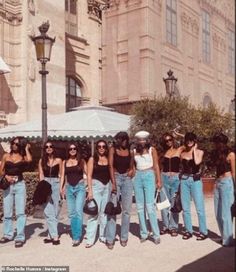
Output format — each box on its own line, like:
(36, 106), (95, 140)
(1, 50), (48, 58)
(83, 199), (98, 216)
(105, 192), (122, 216)
(156, 188), (171, 211)
(32, 180), (52, 206)
(0, 175), (10, 190)
(170, 185), (182, 213)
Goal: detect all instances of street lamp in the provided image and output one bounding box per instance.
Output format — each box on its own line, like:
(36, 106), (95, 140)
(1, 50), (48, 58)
(163, 69), (178, 100)
(31, 21), (55, 143)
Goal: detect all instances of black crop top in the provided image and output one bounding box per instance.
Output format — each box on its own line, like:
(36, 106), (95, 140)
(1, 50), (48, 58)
(113, 149), (131, 174)
(92, 164), (110, 185)
(4, 161), (26, 179)
(162, 157), (180, 173)
(216, 161), (231, 177)
(182, 159), (200, 175)
(65, 163), (84, 186)
(43, 164), (59, 178)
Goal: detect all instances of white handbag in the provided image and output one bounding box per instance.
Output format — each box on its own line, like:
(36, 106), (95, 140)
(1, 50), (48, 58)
(155, 188), (171, 211)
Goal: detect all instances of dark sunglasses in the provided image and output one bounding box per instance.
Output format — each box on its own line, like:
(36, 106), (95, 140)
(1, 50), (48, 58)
(12, 142), (19, 146)
(165, 138), (173, 143)
(45, 144), (53, 149)
(97, 144), (106, 149)
(69, 147), (77, 151)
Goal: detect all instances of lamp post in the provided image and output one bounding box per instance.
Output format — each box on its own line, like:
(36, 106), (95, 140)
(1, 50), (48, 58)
(163, 69), (178, 100)
(31, 21), (55, 143)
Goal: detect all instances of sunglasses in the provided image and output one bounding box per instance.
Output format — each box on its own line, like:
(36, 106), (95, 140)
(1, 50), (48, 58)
(97, 144), (106, 149)
(69, 147), (77, 151)
(45, 145), (53, 149)
(12, 142), (19, 146)
(165, 138), (173, 143)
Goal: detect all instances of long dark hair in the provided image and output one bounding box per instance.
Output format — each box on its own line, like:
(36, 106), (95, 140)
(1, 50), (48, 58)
(211, 133), (231, 165)
(41, 140), (55, 172)
(135, 141), (151, 155)
(66, 142), (84, 169)
(10, 137), (26, 158)
(114, 131), (130, 149)
(93, 140), (108, 166)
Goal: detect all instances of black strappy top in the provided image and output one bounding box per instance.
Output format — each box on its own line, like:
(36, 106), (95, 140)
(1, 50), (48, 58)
(162, 157), (180, 173)
(113, 149), (131, 174)
(4, 161), (26, 180)
(216, 161), (231, 177)
(182, 159), (200, 175)
(43, 164), (60, 178)
(92, 164), (110, 185)
(65, 163), (84, 186)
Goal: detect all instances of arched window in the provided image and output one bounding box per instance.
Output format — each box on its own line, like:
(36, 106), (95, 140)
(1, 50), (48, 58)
(66, 77), (82, 111)
(203, 95), (212, 108)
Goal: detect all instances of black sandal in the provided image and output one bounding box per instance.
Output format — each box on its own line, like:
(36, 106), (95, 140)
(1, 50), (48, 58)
(160, 229), (169, 235)
(196, 233), (208, 241)
(170, 229), (178, 237)
(0, 237), (12, 243)
(182, 232), (193, 240)
(15, 240), (25, 248)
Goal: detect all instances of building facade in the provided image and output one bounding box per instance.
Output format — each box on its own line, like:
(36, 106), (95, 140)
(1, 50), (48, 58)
(0, 0), (103, 126)
(102, 0), (235, 114)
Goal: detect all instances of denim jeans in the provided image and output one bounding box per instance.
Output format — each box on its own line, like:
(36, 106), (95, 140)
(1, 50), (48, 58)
(106, 172), (133, 243)
(180, 176), (208, 235)
(3, 180), (26, 241)
(160, 173), (180, 230)
(86, 179), (110, 245)
(133, 169), (160, 239)
(44, 177), (60, 239)
(66, 181), (86, 241)
(214, 176), (234, 246)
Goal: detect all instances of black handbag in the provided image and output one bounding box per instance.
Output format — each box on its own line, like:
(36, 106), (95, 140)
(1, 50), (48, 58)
(83, 199), (98, 216)
(0, 175), (10, 190)
(32, 180), (52, 205)
(170, 185), (182, 213)
(105, 192), (122, 216)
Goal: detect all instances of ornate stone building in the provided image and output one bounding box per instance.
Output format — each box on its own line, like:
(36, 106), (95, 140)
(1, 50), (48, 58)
(102, 0), (235, 114)
(0, 0), (104, 126)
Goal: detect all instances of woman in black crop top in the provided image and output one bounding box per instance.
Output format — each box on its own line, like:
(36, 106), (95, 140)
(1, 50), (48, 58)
(38, 140), (62, 245)
(180, 132), (208, 240)
(106, 132), (134, 249)
(85, 140), (111, 248)
(159, 132), (185, 237)
(61, 142), (87, 247)
(0, 137), (32, 248)
(212, 133), (235, 247)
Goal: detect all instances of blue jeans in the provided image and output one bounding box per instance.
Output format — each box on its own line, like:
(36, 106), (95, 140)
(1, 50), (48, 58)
(66, 181), (86, 241)
(86, 179), (110, 245)
(106, 172), (133, 243)
(3, 180), (26, 241)
(133, 169), (160, 239)
(44, 177), (60, 239)
(160, 173), (180, 230)
(214, 177), (234, 246)
(180, 176), (208, 235)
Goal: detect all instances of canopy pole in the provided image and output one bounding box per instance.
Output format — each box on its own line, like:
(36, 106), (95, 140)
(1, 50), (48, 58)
(91, 139), (94, 156)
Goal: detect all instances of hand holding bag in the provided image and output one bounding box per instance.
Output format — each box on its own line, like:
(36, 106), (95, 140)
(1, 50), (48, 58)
(170, 185), (182, 213)
(83, 199), (98, 216)
(0, 175), (10, 190)
(156, 188), (171, 211)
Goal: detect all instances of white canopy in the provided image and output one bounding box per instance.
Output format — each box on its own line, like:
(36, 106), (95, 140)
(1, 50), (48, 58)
(0, 106), (131, 141)
(0, 57), (11, 74)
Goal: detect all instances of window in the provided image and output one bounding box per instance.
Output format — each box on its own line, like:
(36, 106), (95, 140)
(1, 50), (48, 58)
(228, 30), (235, 74)
(166, 0), (177, 46)
(203, 95), (212, 108)
(66, 77), (82, 111)
(202, 10), (210, 63)
(65, 0), (77, 36)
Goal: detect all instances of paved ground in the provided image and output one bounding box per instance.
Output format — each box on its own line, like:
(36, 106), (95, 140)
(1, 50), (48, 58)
(0, 197), (235, 272)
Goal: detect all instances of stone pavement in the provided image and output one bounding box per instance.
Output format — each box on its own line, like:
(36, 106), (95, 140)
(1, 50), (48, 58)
(0, 197), (235, 272)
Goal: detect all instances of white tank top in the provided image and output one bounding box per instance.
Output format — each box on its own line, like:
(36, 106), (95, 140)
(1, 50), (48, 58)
(134, 147), (153, 170)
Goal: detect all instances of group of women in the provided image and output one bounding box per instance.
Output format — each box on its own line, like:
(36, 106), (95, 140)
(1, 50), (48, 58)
(0, 130), (234, 249)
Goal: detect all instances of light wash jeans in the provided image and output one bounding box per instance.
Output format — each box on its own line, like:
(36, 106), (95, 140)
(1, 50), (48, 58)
(214, 176), (234, 246)
(44, 177), (60, 239)
(133, 169), (160, 239)
(180, 176), (208, 235)
(160, 173), (180, 230)
(86, 179), (110, 245)
(106, 172), (133, 243)
(66, 181), (86, 241)
(3, 180), (26, 241)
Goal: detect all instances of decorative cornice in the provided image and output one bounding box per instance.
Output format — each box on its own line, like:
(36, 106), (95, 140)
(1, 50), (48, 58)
(0, 0), (22, 24)
(181, 12), (199, 36)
